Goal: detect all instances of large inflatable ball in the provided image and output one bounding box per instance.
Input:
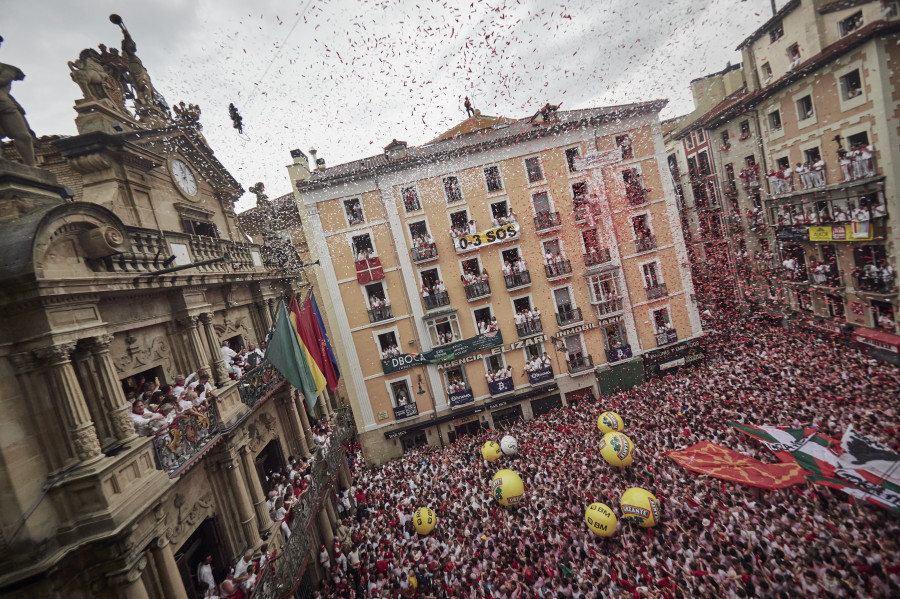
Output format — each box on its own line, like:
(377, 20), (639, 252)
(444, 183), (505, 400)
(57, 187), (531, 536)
(597, 411), (625, 434)
(413, 507), (437, 535)
(620, 487), (661, 528)
(598, 432), (634, 467)
(490, 469), (525, 506)
(584, 503), (617, 537)
(481, 441), (502, 462)
(500, 435), (518, 455)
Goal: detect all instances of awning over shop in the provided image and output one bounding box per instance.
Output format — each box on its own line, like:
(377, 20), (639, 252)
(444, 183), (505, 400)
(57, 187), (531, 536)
(853, 327), (900, 354)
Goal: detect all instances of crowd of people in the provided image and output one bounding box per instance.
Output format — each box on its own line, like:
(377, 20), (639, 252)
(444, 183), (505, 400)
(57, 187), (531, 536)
(513, 307), (542, 334)
(316, 301), (900, 598)
(128, 367), (221, 437)
(767, 143), (875, 196)
(412, 233), (438, 261)
(853, 261), (896, 295)
(485, 364), (513, 385)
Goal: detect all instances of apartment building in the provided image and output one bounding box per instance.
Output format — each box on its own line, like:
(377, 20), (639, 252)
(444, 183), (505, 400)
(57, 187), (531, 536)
(664, 0), (900, 363)
(294, 103), (703, 464)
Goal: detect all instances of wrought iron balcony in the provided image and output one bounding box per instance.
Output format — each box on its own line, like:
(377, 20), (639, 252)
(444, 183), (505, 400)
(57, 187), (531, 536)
(411, 243), (438, 263)
(464, 280), (491, 301)
(655, 329), (678, 346)
(504, 270), (531, 290)
(368, 304), (394, 323)
(556, 306), (583, 327)
(645, 283), (668, 300)
(634, 235), (657, 253)
(584, 248), (611, 268)
(152, 402), (222, 477)
(515, 316), (543, 338)
(423, 290), (450, 310)
(534, 211), (562, 233)
(593, 296), (623, 315)
(237, 362), (287, 409)
(566, 353), (594, 374)
(544, 259), (573, 280)
(854, 271), (896, 295)
(251, 409), (355, 599)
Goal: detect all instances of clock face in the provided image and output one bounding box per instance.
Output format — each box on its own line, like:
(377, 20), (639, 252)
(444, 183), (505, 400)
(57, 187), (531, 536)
(171, 159), (198, 197)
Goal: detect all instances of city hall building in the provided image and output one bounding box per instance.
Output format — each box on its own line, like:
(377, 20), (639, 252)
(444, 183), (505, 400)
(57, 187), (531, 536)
(293, 103), (703, 465)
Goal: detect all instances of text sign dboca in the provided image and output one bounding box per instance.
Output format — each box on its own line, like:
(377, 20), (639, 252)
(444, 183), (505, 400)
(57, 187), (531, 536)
(381, 330), (505, 375)
(454, 222), (520, 252)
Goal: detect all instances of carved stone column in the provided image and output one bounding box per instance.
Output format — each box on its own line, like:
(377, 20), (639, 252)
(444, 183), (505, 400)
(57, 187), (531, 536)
(10, 352), (70, 473)
(36, 343), (103, 466)
(87, 334), (139, 445)
(150, 537), (189, 599)
(316, 504), (334, 549)
(323, 491), (337, 527)
(108, 555), (150, 599)
(199, 312), (229, 386)
(239, 444), (272, 538)
(72, 345), (116, 450)
(338, 460), (352, 491)
(165, 321), (190, 376)
(266, 298), (277, 323)
(277, 393), (310, 460)
(254, 301), (273, 339)
(294, 389), (316, 450)
(182, 315), (210, 373)
(222, 453), (262, 548)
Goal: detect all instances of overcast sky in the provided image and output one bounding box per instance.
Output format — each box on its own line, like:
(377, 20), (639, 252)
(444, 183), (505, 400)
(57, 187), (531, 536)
(4, 0), (776, 210)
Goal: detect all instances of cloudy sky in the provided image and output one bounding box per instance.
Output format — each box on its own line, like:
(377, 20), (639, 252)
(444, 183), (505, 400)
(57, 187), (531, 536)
(4, 0), (775, 210)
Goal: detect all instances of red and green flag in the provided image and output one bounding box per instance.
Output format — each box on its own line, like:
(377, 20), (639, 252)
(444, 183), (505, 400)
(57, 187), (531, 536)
(265, 300), (320, 411)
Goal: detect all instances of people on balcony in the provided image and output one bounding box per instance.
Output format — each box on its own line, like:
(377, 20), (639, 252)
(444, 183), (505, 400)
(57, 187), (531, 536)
(477, 317), (499, 335)
(380, 343), (401, 360)
(486, 365), (512, 384)
(490, 211), (517, 228)
(524, 352), (552, 377)
(855, 262), (896, 293)
(411, 233), (436, 259)
(514, 307), (542, 333)
(221, 340), (246, 378)
(462, 269), (489, 289)
(447, 377), (468, 394)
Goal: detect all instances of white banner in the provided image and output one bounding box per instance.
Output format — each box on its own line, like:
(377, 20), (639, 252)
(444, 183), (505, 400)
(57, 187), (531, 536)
(573, 149), (621, 170)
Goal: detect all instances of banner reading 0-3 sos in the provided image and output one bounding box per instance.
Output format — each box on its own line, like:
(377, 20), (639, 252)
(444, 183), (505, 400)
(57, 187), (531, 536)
(454, 222), (520, 252)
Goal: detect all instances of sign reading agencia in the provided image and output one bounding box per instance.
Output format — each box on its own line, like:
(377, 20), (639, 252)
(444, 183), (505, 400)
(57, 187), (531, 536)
(454, 222), (520, 252)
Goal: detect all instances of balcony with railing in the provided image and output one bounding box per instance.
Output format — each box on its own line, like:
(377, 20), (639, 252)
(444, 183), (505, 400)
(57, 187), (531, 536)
(566, 353), (594, 374)
(634, 235), (657, 253)
(504, 270), (531, 290)
(152, 403), (222, 476)
(655, 328), (678, 346)
(488, 376), (515, 396)
(854, 270), (896, 295)
(645, 283), (668, 301)
(593, 296), (624, 316)
(423, 290), (450, 310)
(515, 316), (543, 338)
(411, 243), (438, 263)
(368, 304), (394, 323)
(556, 306), (583, 327)
(237, 362), (287, 410)
(584, 248), (612, 268)
(544, 259), (573, 281)
(464, 280), (492, 301)
(534, 211), (562, 233)
(251, 409), (355, 599)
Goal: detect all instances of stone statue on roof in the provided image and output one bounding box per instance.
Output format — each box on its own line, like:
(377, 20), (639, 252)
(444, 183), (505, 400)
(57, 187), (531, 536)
(0, 35), (36, 166)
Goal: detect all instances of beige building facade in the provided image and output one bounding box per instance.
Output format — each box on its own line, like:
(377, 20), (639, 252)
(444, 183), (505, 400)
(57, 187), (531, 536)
(295, 103), (703, 465)
(0, 23), (350, 599)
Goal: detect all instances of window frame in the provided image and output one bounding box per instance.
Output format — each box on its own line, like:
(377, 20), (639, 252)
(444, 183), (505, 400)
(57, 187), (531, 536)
(350, 231), (377, 259)
(564, 145), (582, 174)
(639, 258), (665, 288)
(400, 183), (422, 214)
(483, 164), (505, 194)
(425, 313), (462, 347)
(442, 174), (465, 204)
(343, 197), (367, 227)
(523, 155), (546, 185)
(385, 375), (415, 411)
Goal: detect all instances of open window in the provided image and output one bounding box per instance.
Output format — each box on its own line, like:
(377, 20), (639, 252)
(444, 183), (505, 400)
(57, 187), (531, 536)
(524, 156), (544, 183)
(343, 198), (365, 226)
(839, 11), (863, 37)
(353, 233), (384, 283)
(378, 331), (400, 359)
(602, 320), (631, 362)
(796, 95), (814, 121)
(409, 220), (437, 262)
(426, 314), (461, 346)
(365, 282), (391, 322)
(490, 199), (513, 226)
(443, 175), (463, 203)
(616, 134), (633, 160)
(401, 185), (421, 212)
(444, 366), (472, 404)
(484, 165), (504, 193)
(632, 214), (655, 252)
(840, 69), (862, 100)
(565, 147), (580, 173)
(473, 306), (496, 335)
(449, 208), (472, 238)
(588, 272), (622, 316)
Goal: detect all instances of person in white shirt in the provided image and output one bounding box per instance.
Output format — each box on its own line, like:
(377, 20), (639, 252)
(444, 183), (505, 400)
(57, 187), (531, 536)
(197, 555), (217, 597)
(233, 549), (254, 580)
(220, 341), (242, 378)
(130, 401), (163, 436)
(839, 152), (853, 181)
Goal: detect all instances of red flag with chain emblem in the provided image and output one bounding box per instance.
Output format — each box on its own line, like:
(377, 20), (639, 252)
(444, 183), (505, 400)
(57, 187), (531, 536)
(667, 441), (808, 490)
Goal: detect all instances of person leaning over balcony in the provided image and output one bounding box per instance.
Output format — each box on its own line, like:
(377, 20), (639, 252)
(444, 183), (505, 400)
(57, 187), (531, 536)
(130, 400), (163, 436)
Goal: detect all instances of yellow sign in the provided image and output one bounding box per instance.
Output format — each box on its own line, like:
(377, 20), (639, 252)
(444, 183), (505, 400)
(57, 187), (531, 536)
(807, 225), (872, 242)
(455, 222), (520, 251)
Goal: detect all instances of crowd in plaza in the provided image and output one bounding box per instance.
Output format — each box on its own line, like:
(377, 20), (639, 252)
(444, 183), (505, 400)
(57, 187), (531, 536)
(315, 300), (900, 598)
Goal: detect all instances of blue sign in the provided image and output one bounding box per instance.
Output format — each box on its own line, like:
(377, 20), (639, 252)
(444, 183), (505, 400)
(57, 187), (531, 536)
(448, 388), (475, 407)
(393, 402), (419, 420)
(527, 366), (554, 385)
(607, 345), (633, 364)
(488, 377), (515, 396)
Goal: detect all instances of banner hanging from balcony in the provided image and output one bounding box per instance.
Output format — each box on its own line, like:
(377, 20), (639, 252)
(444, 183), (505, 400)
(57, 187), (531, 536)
(454, 222), (520, 252)
(642, 338), (703, 380)
(448, 388), (475, 407)
(807, 224), (873, 242)
(381, 330), (504, 374)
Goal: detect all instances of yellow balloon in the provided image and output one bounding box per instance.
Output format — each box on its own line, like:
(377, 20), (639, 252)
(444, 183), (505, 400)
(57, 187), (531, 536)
(585, 502), (617, 537)
(413, 507), (436, 535)
(481, 441), (502, 462)
(597, 411), (625, 434)
(599, 432), (634, 467)
(620, 487), (660, 528)
(490, 469), (525, 506)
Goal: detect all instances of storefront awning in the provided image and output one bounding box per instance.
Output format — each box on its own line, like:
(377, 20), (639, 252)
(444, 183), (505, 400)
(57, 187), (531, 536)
(853, 327), (900, 353)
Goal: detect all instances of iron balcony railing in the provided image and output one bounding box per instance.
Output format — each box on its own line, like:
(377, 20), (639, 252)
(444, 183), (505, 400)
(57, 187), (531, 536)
(645, 283), (668, 301)
(534, 211), (562, 233)
(544, 259), (573, 280)
(515, 317), (543, 338)
(237, 362), (287, 410)
(504, 270), (531, 290)
(584, 248), (611, 268)
(556, 306), (583, 327)
(635, 235), (657, 253)
(593, 296), (623, 315)
(464, 280), (491, 301)
(152, 402), (222, 477)
(423, 290), (450, 310)
(656, 329), (678, 347)
(567, 354), (594, 374)
(368, 304), (394, 323)
(411, 243), (438, 263)
(252, 409), (355, 599)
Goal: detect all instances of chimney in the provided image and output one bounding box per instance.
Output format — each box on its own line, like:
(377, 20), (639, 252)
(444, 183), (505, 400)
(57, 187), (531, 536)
(290, 148), (308, 166)
(288, 149), (311, 182)
(771, 0), (777, 16)
(309, 148), (326, 171)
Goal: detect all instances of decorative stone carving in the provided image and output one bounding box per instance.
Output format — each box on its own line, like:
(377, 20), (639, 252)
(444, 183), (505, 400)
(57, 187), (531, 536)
(72, 424), (103, 461)
(110, 409), (134, 440)
(35, 342), (76, 366)
(114, 334), (171, 374)
(0, 37), (36, 166)
(167, 491), (213, 545)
